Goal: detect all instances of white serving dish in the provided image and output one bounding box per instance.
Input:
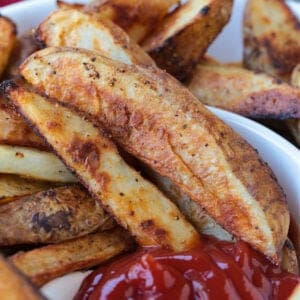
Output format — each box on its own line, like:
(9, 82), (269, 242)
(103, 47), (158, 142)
(1, 1), (300, 299)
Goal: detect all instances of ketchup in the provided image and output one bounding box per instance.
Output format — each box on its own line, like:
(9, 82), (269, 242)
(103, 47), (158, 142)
(75, 237), (300, 300)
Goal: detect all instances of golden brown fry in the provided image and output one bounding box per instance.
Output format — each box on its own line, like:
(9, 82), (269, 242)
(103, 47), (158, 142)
(281, 239), (299, 275)
(4, 31), (39, 80)
(188, 61), (300, 119)
(84, 0), (179, 43)
(17, 47), (289, 262)
(142, 164), (234, 241)
(0, 254), (44, 300)
(56, 0), (84, 10)
(0, 95), (47, 149)
(35, 8), (155, 67)
(142, 0), (233, 82)
(6, 83), (200, 252)
(0, 15), (16, 78)
(10, 228), (133, 287)
(0, 144), (77, 182)
(286, 64), (300, 146)
(0, 185), (114, 246)
(243, 0), (300, 81)
(0, 174), (56, 204)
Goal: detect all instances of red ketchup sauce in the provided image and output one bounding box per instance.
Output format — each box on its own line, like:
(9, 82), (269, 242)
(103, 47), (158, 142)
(75, 237), (300, 300)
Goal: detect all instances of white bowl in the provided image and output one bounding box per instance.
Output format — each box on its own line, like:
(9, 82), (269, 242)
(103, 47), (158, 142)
(1, 1), (300, 299)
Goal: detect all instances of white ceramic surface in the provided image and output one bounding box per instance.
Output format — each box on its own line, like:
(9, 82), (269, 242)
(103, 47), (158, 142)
(1, 1), (300, 299)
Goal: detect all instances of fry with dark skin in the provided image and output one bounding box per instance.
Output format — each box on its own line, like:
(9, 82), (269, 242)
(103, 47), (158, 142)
(5, 83), (200, 252)
(0, 254), (45, 300)
(142, 0), (233, 82)
(243, 0), (300, 81)
(0, 185), (114, 246)
(16, 47), (289, 262)
(10, 227), (133, 287)
(188, 60), (300, 119)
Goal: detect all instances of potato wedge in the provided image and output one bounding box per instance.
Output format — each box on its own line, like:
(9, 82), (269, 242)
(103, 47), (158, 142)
(287, 64), (300, 146)
(17, 47), (289, 262)
(243, 0), (300, 81)
(282, 239), (299, 275)
(0, 185), (114, 246)
(188, 61), (300, 119)
(0, 95), (47, 149)
(35, 8), (155, 67)
(84, 0), (179, 43)
(0, 174), (56, 204)
(56, 0), (84, 10)
(4, 31), (39, 80)
(0, 144), (76, 182)
(0, 254), (44, 300)
(142, 0), (233, 82)
(0, 15), (16, 78)
(5, 83), (200, 252)
(142, 164), (234, 242)
(10, 228), (133, 287)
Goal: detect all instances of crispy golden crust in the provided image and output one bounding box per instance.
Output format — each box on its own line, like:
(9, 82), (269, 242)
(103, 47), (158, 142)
(84, 0), (178, 43)
(243, 0), (300, 81)
(10, 228), (133, 287)
(281, 239), (299, 275)
(0, 255), (44, 300)
(188, 62), (300, 119)
(35, 8), (155, 67)
(0, 174), (57, 203)
(18, 47), (289, 262)
(3, 31), (39, 80)
(56, 0), (84, 10)
(0, 185), (114, 246)
(0, 15), (16, 79)
(142, 0), (233, 82)
(0, 95), (47, 149)
(6, 83), (200, 252)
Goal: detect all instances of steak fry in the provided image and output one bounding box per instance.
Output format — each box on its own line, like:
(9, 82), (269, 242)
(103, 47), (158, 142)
(188, 61), (300, 119)
(0, 16), (16, 78)
(243, 0), (300, 81)
(5, 84), (200, 252)
(10, 228), (133, 287)
(35, 8), (155, 67)
(17, 47), (289, 262)
(0, 185), (114, 246)
(142, 0), (233, 82)
(0, 254), (44, 300)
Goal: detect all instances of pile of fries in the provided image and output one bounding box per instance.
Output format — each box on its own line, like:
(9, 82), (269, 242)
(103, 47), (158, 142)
(0, 0), (299, 298)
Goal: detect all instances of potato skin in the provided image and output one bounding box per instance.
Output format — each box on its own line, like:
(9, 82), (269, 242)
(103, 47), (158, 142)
(10, 228), (133, 286)
(188, 61), (300, 119)
(18, 47), (289, 262)
(0, 185), (114, 246)
(0, 16), (16, 79)
(243, 0), (300, 81)
(142, 0), (233, 82)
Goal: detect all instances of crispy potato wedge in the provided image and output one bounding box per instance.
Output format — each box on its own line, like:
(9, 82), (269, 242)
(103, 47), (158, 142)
(0, 144), (76, 182)
(84, 0), (179, 43)
(0, 95), (47, 149)
(243, 0), (300, 81)
(188, 61), (300, 119)
(10, 228), (133, 287)
(6, 84), (200, 252)
(0, 254), (44, 300)
(56, 0), (84, 10)
(282, 239), (299, 275)
(4, 31), (39, 80)
(0, 174), (56, 204)
(0, 185), (114, 246)
(35, 8), (155, 67)
(142, 164), (234, 242)
(287, 64), (300, 146)
(18, 47), (289, 262)
(0, 15), (16, 78)
(142, 0), (233, 82)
